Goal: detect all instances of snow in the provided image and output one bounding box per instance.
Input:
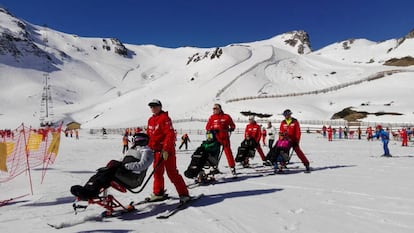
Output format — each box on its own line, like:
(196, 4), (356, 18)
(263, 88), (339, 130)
(1, 129), (414, 233)
(1, 8), (414, 233)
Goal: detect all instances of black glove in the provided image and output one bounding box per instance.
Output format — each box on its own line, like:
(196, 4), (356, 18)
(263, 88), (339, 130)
(228, 128), (235, 132)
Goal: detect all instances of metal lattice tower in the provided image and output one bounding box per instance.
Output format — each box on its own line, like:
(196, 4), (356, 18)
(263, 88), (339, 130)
(39, 73), (54, 126)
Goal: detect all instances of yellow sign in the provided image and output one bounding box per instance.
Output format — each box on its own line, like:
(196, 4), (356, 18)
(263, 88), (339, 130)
(0, 142), (14, 172)
(47, 132), (61, 156)
(27, 132), (43, 151)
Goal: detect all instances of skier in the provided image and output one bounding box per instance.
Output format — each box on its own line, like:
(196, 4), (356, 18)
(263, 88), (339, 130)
(327, 126), (333, 141)
(357, 127), (362, 140)
(338, 127), (343, 139)
(344, 126), (349, 139)
(205, 103), (236, 176)
(242, 115), (267, 166)
(178, 133), (191, 150)
(184, 130), (221, 182)
(265, 132), (292, 173)
(146, 99), (190, 203)
(400, 128), (408, 146)
(266, 121), (277, 149)
(279, 109), (311, 173)
(369, 125), (391, 157)
(366, 126), (373, 141)
(122, 133), (130, 154)
(70, 133), (154, 200)
(261, 126), (267, 146)
(322, 125), (327, 138)
(235, 135), (258, 167)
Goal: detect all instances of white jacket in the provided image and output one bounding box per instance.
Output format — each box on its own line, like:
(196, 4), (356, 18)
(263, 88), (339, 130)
(123, 145), (154, 174)
(267, 126), (277, 140)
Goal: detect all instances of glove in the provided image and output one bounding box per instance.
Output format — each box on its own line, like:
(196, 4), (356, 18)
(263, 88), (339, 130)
(161, 150), (168, 160)
(124, 163), (133, 170)
(229, 128), (235, 132)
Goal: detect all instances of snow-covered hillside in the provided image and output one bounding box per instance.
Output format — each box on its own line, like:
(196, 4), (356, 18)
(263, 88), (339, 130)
(1, 7), (414, 129)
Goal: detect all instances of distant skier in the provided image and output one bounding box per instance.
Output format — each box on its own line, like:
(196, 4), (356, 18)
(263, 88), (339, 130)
(366, 126), (373, 141)
(369, 125), (391, 157)
(327, 126), (333, 141)
(266, 121), (277, 149)
(400, 128), (408, 146)
(261, 127), (267, 146)
(179, 133), (191, 150)
(122, 133), (130, 154)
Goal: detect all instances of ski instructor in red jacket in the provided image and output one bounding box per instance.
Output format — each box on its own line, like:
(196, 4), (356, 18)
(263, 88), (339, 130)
(205, 103), (237, 175)
(146, 99), (190, 203)
(279, 109), (311, 173)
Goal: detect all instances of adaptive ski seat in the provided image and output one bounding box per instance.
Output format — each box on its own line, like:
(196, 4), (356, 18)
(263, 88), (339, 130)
(70, 156), (149, 216)
(235, 138), (257, 167)
(265, 133), (292, 172)
(184, 131), (221, 182)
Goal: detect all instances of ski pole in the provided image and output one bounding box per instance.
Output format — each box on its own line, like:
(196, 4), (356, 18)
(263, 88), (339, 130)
(216, 144), (225, 166)
(128, 155), (164, 194)
(287, 148), (294, 164)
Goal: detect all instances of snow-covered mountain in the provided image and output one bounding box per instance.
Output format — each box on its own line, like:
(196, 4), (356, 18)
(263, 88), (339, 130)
(1, 7), (414, 129)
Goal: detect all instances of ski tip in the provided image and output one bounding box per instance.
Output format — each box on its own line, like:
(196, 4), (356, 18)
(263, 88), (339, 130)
(47, 223), (64, 229)
(191, 193), (204, 199)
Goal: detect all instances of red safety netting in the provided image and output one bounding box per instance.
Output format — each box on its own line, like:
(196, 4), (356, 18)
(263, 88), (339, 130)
(0, 123), (62, 193)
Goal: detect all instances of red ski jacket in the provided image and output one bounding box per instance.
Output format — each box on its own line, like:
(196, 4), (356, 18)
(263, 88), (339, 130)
(205, 112), (235, 143)
(244, 122), (262, 143)
(146, 111), (176, 153)
(279, 117), (301, 143)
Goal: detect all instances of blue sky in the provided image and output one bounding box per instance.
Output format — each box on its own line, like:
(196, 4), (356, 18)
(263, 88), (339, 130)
(1, 0), (413, 50)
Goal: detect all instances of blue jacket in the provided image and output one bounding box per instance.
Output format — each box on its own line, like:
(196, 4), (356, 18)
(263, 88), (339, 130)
(372, 129), (389, 142)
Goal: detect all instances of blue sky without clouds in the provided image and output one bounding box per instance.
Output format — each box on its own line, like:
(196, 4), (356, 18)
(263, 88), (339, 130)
(1, 0), (413, 50)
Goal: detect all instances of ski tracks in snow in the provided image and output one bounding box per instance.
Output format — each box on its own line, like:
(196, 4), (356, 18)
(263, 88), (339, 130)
(213, 45), (274, 98)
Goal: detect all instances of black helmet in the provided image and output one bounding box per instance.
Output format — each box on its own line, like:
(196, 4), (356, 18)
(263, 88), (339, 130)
(283, 109), (292, 116)
(133, 133), (149, 146)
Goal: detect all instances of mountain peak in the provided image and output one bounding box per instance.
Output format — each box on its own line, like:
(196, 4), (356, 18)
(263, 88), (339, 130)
(267, 30), (312, 54)
(284, 30), (312, 54)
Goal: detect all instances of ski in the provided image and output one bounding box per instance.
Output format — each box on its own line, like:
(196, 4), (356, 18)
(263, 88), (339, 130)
(47, 212), (104, 229)
(156, 193), (204, 219)
(187, 181), (212, 189)
(255, 165), (300, 172)
(48, 194), (171, 229)
(130, 193), (170, 206)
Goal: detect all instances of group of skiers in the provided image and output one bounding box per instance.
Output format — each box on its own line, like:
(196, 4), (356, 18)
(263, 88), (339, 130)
(64, 128), (79, 139)
(207, 106), (311, 174)
(72, 99), (191, 204)
(0, 129), (13, 139)
(320, 124), (413, 157)
(70, 100), (312, 208)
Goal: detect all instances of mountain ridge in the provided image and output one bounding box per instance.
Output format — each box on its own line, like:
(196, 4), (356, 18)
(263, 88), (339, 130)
(1, 8), (414, 128)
